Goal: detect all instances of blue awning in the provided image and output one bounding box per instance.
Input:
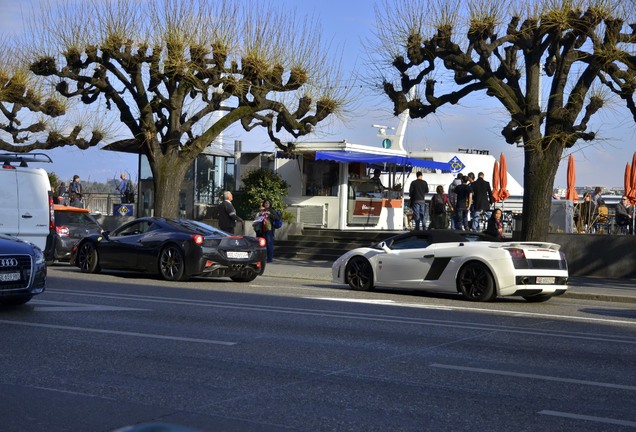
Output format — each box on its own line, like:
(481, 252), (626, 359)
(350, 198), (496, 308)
(315, 150), (451, 171)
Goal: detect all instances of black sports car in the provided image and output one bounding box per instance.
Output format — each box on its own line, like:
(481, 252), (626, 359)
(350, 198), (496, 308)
(70, 217), (267, 281)
(0, 234), (47, 306)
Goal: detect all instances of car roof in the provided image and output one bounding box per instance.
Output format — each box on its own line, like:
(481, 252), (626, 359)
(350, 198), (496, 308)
(54, 204), (90, 213)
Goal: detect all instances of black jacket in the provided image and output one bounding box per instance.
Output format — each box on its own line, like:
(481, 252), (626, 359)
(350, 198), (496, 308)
(471, 177), (493, 211)
(409, 178), (429, 202)
(219, 200), (241, 231)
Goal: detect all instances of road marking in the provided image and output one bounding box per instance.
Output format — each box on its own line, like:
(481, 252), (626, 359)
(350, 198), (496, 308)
(0, 320), (236, 346)
(430, 364), (636, 391)
(30, 299), (147, 312)
(312, 297), (636, 325)
(539, 410), (636, 427)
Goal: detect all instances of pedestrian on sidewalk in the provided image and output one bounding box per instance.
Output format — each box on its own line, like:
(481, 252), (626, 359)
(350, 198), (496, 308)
(253, 199), (280, 263)
(218, 191), (243, 234)
(409, 171), (429, 230)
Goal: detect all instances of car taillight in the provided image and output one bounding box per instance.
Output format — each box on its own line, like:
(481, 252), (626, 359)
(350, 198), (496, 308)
(192, 234), (204, 245)
(258, 237), (266, 247)
(506, 248), (526, 260)
(48, 193), (55, 230)
(56, 226), (70, 237)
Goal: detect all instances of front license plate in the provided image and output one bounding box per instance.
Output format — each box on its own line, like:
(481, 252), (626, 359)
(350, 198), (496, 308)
(227, 251), (249, 259)
(536, 277), (555, 284)
(0, 272), (21, 282)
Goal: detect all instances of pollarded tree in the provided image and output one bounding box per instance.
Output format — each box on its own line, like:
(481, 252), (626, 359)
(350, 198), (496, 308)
(0, 37), (102, 152)
(372, 0), (636, 240)
(19, 0), (347, 217)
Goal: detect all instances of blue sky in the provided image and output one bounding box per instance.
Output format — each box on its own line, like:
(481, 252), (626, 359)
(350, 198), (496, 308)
(2, 0), (636, 189)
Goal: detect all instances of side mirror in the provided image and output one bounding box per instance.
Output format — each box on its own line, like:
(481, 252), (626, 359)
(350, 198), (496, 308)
(379, 241), (392, 254)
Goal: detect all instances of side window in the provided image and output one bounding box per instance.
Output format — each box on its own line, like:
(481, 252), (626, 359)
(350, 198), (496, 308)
(390, 235), (430, 250)
(116, 222), (143, 236)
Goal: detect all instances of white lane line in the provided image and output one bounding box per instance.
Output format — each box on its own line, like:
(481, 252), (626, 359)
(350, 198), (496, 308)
(430, 364), (636, 391)
(313, 297), (636, 325)
(539, 410), (636, 427)
(31, 299), (147, 312)
(0, 320), (236, 346)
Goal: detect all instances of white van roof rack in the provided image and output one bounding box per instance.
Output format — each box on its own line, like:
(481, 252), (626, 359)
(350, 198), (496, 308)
(1, 152), (53, 167)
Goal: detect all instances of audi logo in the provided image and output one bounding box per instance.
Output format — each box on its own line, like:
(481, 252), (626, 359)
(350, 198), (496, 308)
(0, 258), (18, 267)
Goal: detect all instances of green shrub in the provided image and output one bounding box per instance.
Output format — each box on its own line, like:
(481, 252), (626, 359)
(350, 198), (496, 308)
(234, 168), (289, 219)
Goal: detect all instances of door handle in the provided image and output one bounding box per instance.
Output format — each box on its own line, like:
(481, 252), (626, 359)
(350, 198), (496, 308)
(423, 254), (434, 258)
(21, 214), (33, 219)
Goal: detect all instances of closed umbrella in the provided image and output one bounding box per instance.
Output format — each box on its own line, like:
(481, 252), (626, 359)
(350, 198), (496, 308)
(624, 163), (632, 202)
(565, 154), (578, 201)
(629, 153), (636, 205)
(498, 153), (510, 201)
(492, 160), (500, 203)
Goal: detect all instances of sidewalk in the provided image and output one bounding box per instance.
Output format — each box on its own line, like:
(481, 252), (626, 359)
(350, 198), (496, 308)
(263, 258), (636, 304)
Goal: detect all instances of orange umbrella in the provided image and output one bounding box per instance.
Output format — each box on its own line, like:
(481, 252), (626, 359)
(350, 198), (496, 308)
(565, 154), (578, 201)
(624, 163), (632, 202)
(498, 153), (510, 201)
(629, 153), (636, 205)
(492, 160), (500, 203)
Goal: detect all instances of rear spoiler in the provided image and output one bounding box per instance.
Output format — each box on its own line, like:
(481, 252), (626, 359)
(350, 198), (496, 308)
(1, 152), (53, 167)
(495, 242), (561, 251)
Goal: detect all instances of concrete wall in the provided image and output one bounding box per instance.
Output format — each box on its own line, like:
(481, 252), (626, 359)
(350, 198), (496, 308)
(547, 233), (636, 278)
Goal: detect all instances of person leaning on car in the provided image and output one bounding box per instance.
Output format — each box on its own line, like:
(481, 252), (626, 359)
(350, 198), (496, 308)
(218, 191), (243, 234)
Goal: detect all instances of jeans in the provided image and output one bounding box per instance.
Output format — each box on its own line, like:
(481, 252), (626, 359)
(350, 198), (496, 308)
(263, 230), (275, 262)
(412, 201), (428, 230)
(453, 209), (469, 230)
(471, 210), (491, 232)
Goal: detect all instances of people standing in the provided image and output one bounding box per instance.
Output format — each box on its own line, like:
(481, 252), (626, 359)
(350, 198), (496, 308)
(253, 199), (280, 263)
(591, 186), (603, 206)
(116, 172), (131, 204)
(429, 185), (452, 229)
(408, 171), (429, 230)
(69, 175), (82, 207)
(218, 191), (243, 234)
(452, 176), (472, 231)
(448, 173), (463, 229)
(470, 172), (494, 231)
(57, 182), (67, 204)
(485, 208), (504, 240)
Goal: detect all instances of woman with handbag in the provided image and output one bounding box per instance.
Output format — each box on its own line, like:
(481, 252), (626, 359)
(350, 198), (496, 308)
(252, 199), (280, 263)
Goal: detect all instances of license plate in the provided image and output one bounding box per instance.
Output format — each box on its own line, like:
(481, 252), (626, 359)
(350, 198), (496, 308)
(227, 251), (249, 259)
(0, 272), (21, 282)
(536, 277), (555, 284)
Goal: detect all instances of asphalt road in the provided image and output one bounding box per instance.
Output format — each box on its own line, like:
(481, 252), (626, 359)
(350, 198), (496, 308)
(1, 266), (635, 432)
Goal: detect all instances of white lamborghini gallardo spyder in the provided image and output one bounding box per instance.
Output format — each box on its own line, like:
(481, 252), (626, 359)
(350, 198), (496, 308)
(332, 230), (568, 302)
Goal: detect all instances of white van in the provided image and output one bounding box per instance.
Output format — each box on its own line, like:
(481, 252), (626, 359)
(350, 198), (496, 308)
(0, 153), (54, 253)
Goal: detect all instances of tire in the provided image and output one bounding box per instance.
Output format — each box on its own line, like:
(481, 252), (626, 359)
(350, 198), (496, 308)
(523, 294), (553, 303)
(77, 242), (101, 273)
(0, 295), (33, 306)
(158, 245), (187, 281)
(457, 262), (496, 302)
(345, 257), (374, 291)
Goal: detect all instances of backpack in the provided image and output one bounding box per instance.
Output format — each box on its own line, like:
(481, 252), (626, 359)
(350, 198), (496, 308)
(271, 210), (283, 229)
(432, 195), (446, 215)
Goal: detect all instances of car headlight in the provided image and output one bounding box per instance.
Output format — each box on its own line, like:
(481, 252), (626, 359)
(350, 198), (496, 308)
(33, 247), (45, 265)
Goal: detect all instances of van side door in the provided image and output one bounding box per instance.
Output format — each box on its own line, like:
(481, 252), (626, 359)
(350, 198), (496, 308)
(16, 168), (51, 250)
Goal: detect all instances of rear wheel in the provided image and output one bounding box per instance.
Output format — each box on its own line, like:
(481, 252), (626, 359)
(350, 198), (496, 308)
(77, 242), (101, 273)
(345, 257), (374, 291)
(457, 262), (496, 302)
(159, 245), (187, 281)
(523, 294), (553, 303)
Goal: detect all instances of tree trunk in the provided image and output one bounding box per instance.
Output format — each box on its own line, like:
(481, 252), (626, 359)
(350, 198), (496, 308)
(151, 153), (191, 218)
(520, 139), (563, 241)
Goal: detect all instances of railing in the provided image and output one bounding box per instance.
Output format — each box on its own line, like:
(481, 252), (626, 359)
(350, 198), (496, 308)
(69, 193), (121, 216)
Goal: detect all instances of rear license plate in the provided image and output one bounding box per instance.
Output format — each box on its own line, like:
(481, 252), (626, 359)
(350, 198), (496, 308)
(0, 272), (21, 282)
(536, 277), (555, 284)
(227, 251), (249, 259)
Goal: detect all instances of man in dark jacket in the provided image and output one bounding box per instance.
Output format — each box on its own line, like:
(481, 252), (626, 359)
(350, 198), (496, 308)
(452, 176), (472, 231)
(218, 191), (243, 234)
(408, 171), (429, 230)
(470, 172), (493, 231)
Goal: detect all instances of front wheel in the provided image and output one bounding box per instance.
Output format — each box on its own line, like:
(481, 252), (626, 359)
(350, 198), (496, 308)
(457, 262), (496, 302)
(345, 257), (374, 291)
(523, 294), (553, 303)
(77, 242), (101, 273)
(158, 245), (187, 281)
